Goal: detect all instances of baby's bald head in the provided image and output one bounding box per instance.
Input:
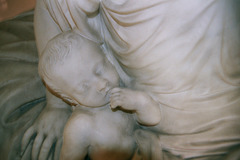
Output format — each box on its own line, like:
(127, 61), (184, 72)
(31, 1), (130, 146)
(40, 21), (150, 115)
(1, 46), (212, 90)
(38, 31), (102, 102)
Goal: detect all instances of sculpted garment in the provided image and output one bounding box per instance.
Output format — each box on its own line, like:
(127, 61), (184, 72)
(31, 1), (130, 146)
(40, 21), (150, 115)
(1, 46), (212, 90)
(0, 11), (46, 160)
(37, 0), (240, 159)
(101, 1), (240, 159)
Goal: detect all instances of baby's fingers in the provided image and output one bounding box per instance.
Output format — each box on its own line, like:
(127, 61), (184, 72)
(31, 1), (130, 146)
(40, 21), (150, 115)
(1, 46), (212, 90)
(39, 135), (55, 160)
(21, 126), (35, 155)
(110, 92), (125, 109)
(110, 97), (122, 109)
(110, 87), (122, 95)
(32, 133), (44, 160)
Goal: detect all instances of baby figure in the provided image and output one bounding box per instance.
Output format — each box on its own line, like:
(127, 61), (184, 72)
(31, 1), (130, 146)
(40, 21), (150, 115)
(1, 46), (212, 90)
(38, 30), (161, 160)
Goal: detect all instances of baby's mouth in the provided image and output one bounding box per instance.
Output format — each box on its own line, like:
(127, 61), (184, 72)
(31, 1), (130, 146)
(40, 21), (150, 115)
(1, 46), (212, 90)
(105, 87), (112, 100)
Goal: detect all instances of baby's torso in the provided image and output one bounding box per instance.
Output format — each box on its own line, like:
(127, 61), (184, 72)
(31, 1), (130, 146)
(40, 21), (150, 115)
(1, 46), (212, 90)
(74, 105), (136, 160)
(90, 105), (135, 134)
(74, 104), (135, 131)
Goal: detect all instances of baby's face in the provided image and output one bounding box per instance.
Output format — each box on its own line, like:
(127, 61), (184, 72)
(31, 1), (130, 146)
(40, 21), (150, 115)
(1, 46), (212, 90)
(56, 42), (119, 107)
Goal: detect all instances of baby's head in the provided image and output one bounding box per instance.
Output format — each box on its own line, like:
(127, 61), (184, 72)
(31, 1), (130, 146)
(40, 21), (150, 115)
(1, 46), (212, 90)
(39, 31), (120, 107)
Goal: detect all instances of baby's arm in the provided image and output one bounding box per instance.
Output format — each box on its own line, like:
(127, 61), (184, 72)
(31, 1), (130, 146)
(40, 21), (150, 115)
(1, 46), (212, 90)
(110, 88), (161, 126)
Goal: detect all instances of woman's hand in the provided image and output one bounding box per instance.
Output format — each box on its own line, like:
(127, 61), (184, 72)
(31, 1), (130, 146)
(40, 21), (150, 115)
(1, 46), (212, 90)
(133, 129), (163, 160)
(21, 105), (71, 160)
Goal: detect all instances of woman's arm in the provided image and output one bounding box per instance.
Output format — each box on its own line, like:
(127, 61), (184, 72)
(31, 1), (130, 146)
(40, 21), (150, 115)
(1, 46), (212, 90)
(34, 0), (63, 55)
(34, 0), (71, 110)
(21, 1), (72, 159)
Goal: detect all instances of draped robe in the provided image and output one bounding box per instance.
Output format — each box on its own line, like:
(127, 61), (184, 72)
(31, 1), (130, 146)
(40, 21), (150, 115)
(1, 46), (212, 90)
(35, 0), (240, 159)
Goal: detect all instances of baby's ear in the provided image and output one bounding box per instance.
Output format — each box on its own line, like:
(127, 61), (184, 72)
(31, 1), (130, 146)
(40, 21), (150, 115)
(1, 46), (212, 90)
(70, 99), (78, 106)
(62, 97), (78, 106)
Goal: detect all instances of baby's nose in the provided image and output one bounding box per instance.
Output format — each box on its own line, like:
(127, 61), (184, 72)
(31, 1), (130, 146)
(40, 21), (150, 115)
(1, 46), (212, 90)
(97, 79), (108, 92)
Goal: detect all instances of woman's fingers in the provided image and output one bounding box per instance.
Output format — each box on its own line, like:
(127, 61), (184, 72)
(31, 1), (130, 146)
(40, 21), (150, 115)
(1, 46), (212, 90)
(39, 135), (55, 160)
(21, 126), (35, 155)
(48, 151), (54, 160)
(134, 129), (152, 160)
(32, 133), (44, 160)
(134, 129), (163, 160)
(21, 140), (33, 160)
(54, 138), (63, 160)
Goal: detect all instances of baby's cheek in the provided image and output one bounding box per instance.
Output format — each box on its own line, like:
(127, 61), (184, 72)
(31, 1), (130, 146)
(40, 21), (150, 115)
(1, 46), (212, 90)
(110, 72), (120, 87)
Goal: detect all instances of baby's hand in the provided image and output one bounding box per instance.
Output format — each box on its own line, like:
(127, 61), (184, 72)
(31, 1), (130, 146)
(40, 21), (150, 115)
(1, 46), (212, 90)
(21, 106), (71, 160)
(110, 87), (161, 126)
(110, 87), (141, 111)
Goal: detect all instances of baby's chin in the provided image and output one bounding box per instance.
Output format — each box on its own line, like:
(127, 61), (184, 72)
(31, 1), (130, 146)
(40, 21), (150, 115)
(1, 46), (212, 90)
(83, 98), (110, 108)
(79, 89), (112, 108)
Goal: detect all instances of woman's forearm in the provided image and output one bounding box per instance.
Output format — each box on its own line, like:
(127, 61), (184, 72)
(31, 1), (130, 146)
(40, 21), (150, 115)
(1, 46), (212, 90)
(34, 0), (62, 55)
